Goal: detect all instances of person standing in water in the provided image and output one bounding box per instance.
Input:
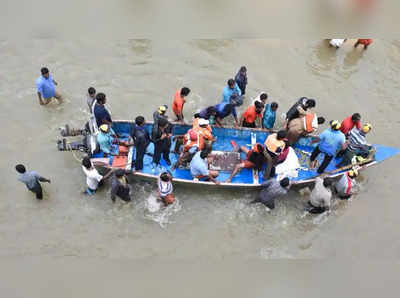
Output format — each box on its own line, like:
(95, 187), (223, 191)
(158, 172), (175, 205)
(172, 87), (191, 123)
(110, 169), (132, 203)
(36, 67), (63, 105)
(235, 66), (248, 95)
(15, 164), (51, 200)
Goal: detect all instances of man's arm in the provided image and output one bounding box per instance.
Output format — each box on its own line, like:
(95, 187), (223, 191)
(52, 79), (58, 86)
(297, 105), (307, 117)
(38, 176), (51, 183)
(208, 174), (219, 185)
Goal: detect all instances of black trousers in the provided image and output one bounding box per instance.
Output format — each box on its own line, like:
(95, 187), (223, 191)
(29, 183), (43, 200)
(153, 139), (171, 164)
(242, 120), (256, 128)
(135, 143), (149, 171)
(306, 202), (326, 214)
(310, 146), (334, 174)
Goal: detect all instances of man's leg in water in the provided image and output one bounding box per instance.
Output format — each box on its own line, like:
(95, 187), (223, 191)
(54, 91), (63, 103)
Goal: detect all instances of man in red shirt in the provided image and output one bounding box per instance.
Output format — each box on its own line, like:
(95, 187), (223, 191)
(172, 87), (191, 123)
(340, 113), (361, 136)
(240, 101), (264, 128)
(354, 39), (373, 50)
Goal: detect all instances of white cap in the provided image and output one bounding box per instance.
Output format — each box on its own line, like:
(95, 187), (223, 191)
(198, 118), (209, 126)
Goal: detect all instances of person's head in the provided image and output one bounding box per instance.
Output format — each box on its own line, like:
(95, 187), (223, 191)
(227, 78), (235, 88)
(255, 143), (265, 153)
(239, 66), (247, 73)
(96, 92), (106, 104)
(200, 149), (210, 159)
(82, 156), (92, 169)
(260, 93), (268, 103)
(306, 99), (316, 108)
(348, 168), (358, 179)
(115, 169), (125, 178)
(41, 67), (49, 79)
(330, 120), (341, 131)
(223, 103), (233, 115)
(88, 87), (96, 97)
(198, 118), (209, 127)
(160, 172), (171, 182)
(207, 106), (217, 116)
(158, 105), (168, 115)
(99, 124), (110, 133)
(135, 116), (145, 126)
(323, 178), (332, 188)
(254, 101), (264, 114)
(277, 130), (288, 140)
(270, 102), (278, 111)
(362, 123), (372, 134)
(158, 117), (169, 128)
(180, 87), (191, 97)
(15, 164), (26, 174)
(280, 177), (290, 188)
(317, 117), (325, 125)
(351, 113), (361, 123)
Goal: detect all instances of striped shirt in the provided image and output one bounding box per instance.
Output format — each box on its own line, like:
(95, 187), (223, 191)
(348, 128), (367, 152)
(334, 174), (356, 196)
(158, 177), (173, 197)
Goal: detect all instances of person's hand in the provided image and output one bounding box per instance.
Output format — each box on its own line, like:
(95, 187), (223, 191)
(215, 181), (220, 185)
(234, 123), (239, 128)
(161, 133), (167, 139)
(47, 179), (51, 183)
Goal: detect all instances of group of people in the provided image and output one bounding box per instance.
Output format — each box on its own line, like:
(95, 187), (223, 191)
(17, 65), (374, 216)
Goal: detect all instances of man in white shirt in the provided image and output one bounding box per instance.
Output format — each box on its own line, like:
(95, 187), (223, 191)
(81, 157), (113, 195)
(307, 175), (332, 214)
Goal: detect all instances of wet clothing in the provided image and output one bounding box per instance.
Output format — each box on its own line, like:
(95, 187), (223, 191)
(251, 179), (288, 209)
(334, 173), (356, 199)
(222, 83), (242, 103)
(318, 129), (345, 157)
(242, 105), (262, 127)
(131, 124), (151, 171)
(97, 130), (115, 155)
(286, 97), (308, 122)
(158, 176), (173, 198)
(172, 89), (185, 117)
(111, 175), (131, 202)
(94, 103), (112, 127)
(82, 166), (103, 191)
(235, 71), (247, 95)
(309, 177), (331, 210)
(152, 123), (172, 165)
(190, 151), (209, 177)
(262, 104), (276, 129)
(36, 75), (56, 99)
(18, 171), (46, 199)
(215, 102), (237, 120)
(340, 116), (361, 136)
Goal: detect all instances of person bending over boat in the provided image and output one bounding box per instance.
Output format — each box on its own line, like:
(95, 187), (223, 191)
(214, 102), (238, 128)
(286, 112), (325, 146)
(153, 105), (169, 128)
(263, 130), (288, 179)
(172, 87), (191, 123)
(334, 169), (358, 200)
(250, 177), (291, 210)
(190, 149), (220, 184)
(86, 87), (96, 113)
(81, 156), (113, 195)
(337, 123), (374, 168)
(225, 143), (267, 183)
(222, 78), (242, 103)
(97, 124), (128, 157)
(152, 118), (173, 166)
(240, 101), (264, 128)
(195, 106), (217, 124)
(130, 116), (151, 171)
(193, 118), (216, 151)
(262, 102), (278, 130)
(171, 129), (199, 170)
(306, 175), (332, 214)
(310, 120), (346, 174)
(158, 172), (175, 205)
(234, 66), (248, 95)
(340, 113), (361, 137)
(111, 169), (131, 203)
(284, 97), (316, 128)
(36, 67), (63, 105)
(15, 164), (51, 200)
(93, 93), (112, 128)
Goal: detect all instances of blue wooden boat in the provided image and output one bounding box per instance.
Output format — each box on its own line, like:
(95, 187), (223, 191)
(75, 120), (400, 188)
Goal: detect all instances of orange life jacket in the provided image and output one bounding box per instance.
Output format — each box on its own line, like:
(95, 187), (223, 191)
(192, 118), (213, 149)
(264, 133), (285, 155)
(304, 113), (317, 133)
(183, 131), (200, 152)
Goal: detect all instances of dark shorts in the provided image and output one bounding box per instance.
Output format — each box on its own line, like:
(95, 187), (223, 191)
(29, 183), (43, 200)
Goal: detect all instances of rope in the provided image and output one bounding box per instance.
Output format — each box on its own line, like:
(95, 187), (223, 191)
(66, 142), (84, 163)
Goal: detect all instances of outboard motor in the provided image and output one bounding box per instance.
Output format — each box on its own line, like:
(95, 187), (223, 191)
(59, 124), (89, 137)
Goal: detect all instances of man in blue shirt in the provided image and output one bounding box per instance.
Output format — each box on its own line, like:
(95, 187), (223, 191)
(97, 124), (117, 156)
(222, 79), (242, 103)
(310, 120), (346, 173)
(190, 150), (219, 184)
(93, 93), (112, 128)
(36, 67), (63, 105)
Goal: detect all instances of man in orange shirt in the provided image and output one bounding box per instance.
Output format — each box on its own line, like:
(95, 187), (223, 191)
(172, 87), (191, 123)
(240, 101), (264, 128)
(354, 39), (373, 50)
